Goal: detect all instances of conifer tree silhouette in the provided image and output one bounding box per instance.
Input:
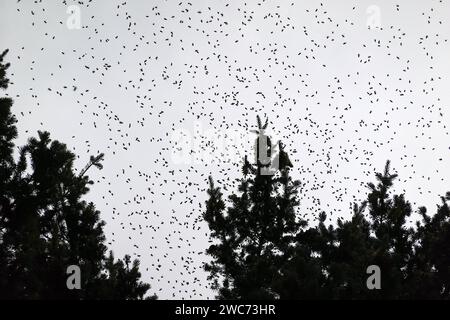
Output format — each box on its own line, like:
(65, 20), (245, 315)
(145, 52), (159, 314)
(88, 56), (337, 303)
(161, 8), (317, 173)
(204, 116), (302, 299)
(204, 118), (450, 300)
(0, 49), (17, 298)
(411, 192), (450, 298)
(0, 49), (154, 300)
(276, 161), (450, 299)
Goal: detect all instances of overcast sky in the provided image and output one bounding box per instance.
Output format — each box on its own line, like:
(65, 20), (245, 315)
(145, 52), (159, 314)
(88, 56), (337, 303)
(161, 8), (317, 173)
(1, 0), (449, 299)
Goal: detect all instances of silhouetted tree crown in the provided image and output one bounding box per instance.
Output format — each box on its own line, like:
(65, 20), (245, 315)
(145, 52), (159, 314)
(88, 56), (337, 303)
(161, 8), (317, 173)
(204, 116), (302, 299)
(0, 50), (154, 300)
(204, 118), (450, 300)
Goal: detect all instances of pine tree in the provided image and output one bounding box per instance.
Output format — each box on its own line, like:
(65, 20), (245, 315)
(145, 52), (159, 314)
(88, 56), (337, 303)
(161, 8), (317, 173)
(96, 251), (155, 300)
(362, 161), (414, 298)
(203, 112), (450, 300)
(293, 161), (415, 299)
(411, 192), (450, 299)
(0, 49), (18, 299)
(280, 161), (418, 299)
(204, 116), (302, 299)
(0, 49), (154, 299)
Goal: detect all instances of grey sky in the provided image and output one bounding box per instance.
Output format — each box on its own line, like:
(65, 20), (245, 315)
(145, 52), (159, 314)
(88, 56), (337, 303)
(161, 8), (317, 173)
(1, 0), (449, 299)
